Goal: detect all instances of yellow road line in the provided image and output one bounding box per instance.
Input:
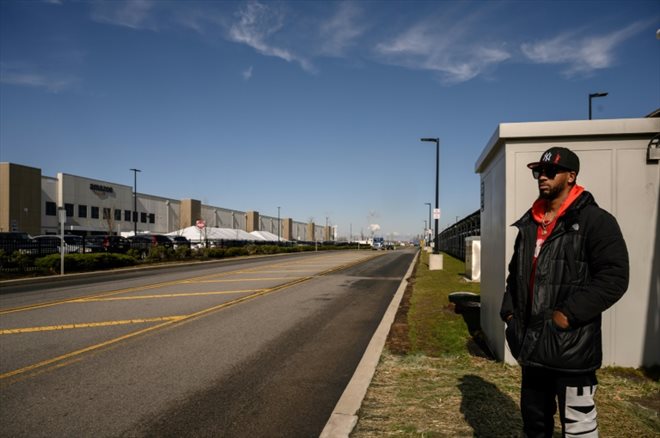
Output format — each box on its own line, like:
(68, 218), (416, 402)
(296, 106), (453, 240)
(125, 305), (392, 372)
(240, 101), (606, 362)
(0, 316), (185, 335)
(0, 258), (327, 315)
(233, 269), (319, 274)
(0, 319), (182, 380)
(0, 252), (385, 381)
(71, 289), (264, 302)
(187, 277), (300, 283)
(0, 286), (280, 381)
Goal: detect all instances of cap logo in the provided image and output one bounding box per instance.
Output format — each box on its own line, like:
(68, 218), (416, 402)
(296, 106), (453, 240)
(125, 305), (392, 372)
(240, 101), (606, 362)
(542, 152), (553, 162)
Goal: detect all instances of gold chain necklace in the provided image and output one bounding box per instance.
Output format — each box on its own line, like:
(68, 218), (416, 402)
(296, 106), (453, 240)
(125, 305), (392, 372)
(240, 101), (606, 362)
(541, 211), (555, 235)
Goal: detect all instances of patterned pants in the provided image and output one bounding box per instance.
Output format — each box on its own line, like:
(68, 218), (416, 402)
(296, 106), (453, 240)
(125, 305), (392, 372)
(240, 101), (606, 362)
(521, 366), (598, 438)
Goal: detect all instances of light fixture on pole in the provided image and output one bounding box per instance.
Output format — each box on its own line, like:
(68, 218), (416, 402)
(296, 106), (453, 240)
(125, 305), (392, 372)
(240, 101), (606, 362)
(420, 138), (440, 254)
(589, 92), (608, 120)
(130, 168), (141, 235)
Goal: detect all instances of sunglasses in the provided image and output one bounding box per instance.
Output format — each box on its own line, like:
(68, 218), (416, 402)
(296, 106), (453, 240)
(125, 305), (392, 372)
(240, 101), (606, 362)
(532, 165), (566, 180)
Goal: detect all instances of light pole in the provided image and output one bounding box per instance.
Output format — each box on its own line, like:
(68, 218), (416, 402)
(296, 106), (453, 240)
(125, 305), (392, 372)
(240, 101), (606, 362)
(130, 168), (141, 235)
(423, 220), (427, 244)
(589, 92), (608, 120)
(420, 138), (440, 254)
(277, 206), (281, 243)
(424, 202), (432, 247)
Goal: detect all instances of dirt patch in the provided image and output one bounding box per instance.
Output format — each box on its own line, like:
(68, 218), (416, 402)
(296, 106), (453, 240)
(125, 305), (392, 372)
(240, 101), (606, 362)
(385, 264), (415, 355)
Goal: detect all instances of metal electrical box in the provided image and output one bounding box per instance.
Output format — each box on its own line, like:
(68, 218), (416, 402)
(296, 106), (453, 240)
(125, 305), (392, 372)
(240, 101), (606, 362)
(465, 236), (481, 282)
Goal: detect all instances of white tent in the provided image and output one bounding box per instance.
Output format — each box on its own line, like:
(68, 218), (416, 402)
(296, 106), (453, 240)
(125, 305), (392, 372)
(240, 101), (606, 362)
(166, 226), (256, 242)
(250, 231), (286, 242)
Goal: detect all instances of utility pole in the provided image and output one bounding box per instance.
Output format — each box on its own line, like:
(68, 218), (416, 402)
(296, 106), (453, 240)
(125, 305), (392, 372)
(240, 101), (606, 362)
(130, 169), (141, 235)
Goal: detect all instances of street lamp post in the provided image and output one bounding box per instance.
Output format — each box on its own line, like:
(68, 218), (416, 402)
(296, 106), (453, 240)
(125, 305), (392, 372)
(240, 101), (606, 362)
(277, 206), (281, 243)
(589, 92), (608, 120)
(420, 138), (440, 254)
(130, 169), (141, 235)
(424, 202), (432, 247)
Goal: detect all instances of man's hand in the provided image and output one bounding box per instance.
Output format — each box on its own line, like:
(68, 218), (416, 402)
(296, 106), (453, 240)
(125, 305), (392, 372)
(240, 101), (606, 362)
(552, 310), (570, 329)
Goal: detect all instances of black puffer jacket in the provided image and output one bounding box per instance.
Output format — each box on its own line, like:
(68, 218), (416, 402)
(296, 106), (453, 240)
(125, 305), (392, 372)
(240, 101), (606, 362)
(501, 191), (629, 372)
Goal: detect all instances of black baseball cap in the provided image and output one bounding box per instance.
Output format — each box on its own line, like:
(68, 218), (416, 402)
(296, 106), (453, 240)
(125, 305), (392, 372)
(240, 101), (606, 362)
(527, 147), (580, 174)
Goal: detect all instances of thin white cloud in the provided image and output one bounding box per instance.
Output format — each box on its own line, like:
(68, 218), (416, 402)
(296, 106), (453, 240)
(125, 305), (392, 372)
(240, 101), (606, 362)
(242, 66), (253, 80)
(91, 0), (157, 31)
(319, 2), (365, 57)
(521, 20), (653, 76)
(228, 1), (315, 73)
(0, 64), (78, 93)
(375, 19), (510, 84)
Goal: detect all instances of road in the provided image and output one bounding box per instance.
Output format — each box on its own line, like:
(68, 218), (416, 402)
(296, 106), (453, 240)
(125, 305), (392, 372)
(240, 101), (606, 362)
(0, 249), (416, 437)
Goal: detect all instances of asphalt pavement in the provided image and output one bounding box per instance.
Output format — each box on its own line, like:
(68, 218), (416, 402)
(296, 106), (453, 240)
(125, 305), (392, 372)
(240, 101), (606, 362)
(0, 249), (417, 437)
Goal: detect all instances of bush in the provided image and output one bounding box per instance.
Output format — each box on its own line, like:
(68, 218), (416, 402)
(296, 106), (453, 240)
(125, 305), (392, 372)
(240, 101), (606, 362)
(0, 250), (36, 272)
(127, 248), (146, 260)
(35, 253), (138, 273)
(174, 246), (191, 260)
(225, 247), (248, 257)
(204, 248), (226, 258)
(246, 245), (281, 255)
(147, 246), (173, 262)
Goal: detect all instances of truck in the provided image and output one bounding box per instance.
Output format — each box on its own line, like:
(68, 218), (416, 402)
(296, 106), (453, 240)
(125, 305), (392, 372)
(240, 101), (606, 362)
(372, 236), (384, 250)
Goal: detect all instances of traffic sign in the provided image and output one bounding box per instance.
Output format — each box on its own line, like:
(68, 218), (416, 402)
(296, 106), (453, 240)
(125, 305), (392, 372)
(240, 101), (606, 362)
(196, 219), (206, 229)
(433, 208), (441, 220)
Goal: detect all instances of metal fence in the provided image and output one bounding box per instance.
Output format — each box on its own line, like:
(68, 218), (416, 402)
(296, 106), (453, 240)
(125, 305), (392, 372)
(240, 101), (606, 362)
(438, 210), (480, 261)
(0, 234), (365, 274)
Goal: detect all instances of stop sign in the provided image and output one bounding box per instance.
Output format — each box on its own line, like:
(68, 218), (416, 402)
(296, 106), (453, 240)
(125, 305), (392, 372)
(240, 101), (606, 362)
(196, 219), (206, 229)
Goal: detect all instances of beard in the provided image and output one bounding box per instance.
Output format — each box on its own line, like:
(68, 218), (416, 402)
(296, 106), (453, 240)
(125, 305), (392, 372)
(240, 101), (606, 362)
(538, 181), (566, 200)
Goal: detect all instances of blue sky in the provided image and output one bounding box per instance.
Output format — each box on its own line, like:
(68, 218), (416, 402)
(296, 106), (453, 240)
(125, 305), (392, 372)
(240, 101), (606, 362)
(1, 1), (658, 239)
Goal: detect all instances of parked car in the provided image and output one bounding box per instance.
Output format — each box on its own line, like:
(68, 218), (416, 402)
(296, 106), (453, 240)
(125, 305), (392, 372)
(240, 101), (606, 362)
(168, 235), (191, 249)
(85, 235), (131, 254)
(33, 235), (84, 255)
(0, 232), (36, 255)
(149, 234), (174, 249)
(127, 234), (173, 257)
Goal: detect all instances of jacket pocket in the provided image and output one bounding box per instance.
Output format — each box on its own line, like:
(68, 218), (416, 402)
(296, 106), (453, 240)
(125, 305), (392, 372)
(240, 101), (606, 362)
(505, 318), (521, 358)
(534, 319), (597, 370)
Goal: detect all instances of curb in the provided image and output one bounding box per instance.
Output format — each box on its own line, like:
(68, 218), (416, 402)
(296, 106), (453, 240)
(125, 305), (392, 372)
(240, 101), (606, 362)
(319, 250), (419, 438)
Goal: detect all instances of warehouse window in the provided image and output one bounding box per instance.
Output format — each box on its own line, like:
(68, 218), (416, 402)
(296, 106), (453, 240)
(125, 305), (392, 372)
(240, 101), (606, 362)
(103, 208), (111, 220)
(65, 203), (74, 217)
(79, 205), (87, 218)
(140, 212), (147, 223)
(148, 213), (155, 224)
(124, 210), (131, 221)
(45, 202), (56, 216)
(91, 207), (99, 219)
(114, 209), (122, 221)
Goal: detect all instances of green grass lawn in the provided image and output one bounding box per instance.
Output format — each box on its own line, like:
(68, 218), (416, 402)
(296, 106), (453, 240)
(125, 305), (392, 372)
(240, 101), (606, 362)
(352, 250), (659, 437)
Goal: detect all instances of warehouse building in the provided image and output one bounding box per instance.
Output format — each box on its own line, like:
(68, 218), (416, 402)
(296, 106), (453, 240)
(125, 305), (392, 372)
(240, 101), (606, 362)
(0, 163), (328, 241)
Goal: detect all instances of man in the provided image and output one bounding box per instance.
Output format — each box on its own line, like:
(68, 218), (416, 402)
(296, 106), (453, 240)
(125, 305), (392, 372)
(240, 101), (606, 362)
(501, 147), (629, 438)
